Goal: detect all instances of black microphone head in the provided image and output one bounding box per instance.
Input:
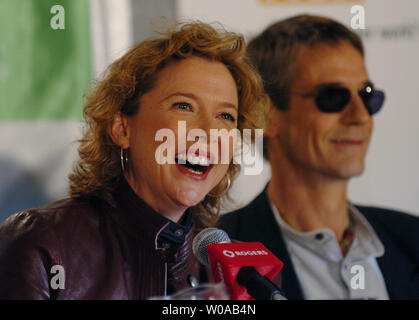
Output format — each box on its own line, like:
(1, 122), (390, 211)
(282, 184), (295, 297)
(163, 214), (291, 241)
(192, 228), (231, 266)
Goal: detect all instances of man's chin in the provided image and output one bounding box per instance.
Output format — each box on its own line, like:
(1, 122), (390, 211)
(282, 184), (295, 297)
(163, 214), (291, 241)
(336, 164), (365, 180)
(318, 161), (366, 180)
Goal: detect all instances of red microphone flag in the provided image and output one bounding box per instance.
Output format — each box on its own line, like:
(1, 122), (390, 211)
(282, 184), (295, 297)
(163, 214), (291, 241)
(207, 242), (284, 300)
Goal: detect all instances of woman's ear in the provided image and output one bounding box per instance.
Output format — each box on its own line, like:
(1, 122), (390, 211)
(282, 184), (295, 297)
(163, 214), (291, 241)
(108, 112), (130, 149)
(264, 102), (281, 138)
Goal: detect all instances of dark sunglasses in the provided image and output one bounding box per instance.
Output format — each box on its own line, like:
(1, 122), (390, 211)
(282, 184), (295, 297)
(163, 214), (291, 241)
(291, 84), (385, 115)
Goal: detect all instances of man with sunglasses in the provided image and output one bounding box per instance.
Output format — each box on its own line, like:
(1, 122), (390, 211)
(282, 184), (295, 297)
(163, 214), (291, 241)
(218, 15), (419, 299)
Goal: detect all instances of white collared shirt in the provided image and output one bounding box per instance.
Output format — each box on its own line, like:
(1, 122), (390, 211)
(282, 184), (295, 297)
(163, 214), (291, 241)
(269, 200), (390, 300)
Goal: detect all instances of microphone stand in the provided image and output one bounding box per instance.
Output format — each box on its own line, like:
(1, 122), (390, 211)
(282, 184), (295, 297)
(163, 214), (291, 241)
(237, 267), (287, 300)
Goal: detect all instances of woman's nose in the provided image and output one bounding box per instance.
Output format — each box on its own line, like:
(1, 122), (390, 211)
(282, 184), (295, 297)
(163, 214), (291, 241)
(187, 117), (234, 163)
(188, 115), (220, 141)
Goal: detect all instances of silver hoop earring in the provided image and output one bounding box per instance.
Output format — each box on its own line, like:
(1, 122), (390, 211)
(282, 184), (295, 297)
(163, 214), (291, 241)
(120, 147), (128, 172)
(208, 174), (231, 198)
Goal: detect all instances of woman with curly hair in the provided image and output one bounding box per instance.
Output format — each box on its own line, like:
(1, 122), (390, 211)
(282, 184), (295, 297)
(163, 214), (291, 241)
(0, 21), (267, 299)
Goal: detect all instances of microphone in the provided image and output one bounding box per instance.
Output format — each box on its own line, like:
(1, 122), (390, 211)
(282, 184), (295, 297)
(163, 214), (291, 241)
(192, 228), (286, 300)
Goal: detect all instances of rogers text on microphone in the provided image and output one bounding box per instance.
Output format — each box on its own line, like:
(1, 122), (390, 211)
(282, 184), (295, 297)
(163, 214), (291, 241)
(222, 249), (269, 258)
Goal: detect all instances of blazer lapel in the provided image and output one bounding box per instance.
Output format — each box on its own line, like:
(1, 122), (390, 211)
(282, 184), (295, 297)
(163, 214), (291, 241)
(362, 211), (419, 299)
(237, 190), (305, 300)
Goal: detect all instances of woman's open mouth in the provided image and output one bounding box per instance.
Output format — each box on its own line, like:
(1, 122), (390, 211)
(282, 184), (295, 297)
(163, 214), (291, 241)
(175, 153), (214, 180)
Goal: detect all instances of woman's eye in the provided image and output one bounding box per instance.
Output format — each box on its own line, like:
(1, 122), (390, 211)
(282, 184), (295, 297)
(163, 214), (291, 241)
(220, 113), (236, 122)
(174, 102), (191, 111)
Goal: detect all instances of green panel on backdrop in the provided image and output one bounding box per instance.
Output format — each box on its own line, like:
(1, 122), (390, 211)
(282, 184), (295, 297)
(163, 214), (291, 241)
(0, 0), (91, 120)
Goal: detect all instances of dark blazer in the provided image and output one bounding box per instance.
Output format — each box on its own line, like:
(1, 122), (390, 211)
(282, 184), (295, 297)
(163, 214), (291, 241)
(0, 179), (202, 299)
(218, 189), (419, 300)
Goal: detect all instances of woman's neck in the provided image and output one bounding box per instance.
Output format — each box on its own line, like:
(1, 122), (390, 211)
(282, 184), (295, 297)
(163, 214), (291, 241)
(124, 173), (187, 223)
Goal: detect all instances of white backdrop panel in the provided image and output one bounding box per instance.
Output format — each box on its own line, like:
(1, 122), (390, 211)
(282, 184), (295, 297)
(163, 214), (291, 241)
(176, 0), (419, 216)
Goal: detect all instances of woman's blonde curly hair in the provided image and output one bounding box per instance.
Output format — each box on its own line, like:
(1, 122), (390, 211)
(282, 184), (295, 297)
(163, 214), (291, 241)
(69, 21), (268, 228)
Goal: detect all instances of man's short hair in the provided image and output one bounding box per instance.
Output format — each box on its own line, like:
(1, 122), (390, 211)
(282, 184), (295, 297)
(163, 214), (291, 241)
(247, 14), (364, 112)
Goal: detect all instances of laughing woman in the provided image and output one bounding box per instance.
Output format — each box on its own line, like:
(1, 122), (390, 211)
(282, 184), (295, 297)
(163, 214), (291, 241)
(0, 22), (267, 299)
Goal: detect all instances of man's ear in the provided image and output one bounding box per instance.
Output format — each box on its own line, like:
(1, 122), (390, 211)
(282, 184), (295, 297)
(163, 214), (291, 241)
(108, 112), (130, 149)
(264, 102), (281, 138)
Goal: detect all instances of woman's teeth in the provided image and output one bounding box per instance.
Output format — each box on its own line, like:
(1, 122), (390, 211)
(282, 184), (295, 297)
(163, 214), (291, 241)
(187, 168), (204, 175)
(176, 153), (211, 166)
(175, 153), (212, 175)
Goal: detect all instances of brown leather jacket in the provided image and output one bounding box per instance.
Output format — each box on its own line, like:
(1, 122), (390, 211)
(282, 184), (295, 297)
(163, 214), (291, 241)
(0, 180), (204, 299)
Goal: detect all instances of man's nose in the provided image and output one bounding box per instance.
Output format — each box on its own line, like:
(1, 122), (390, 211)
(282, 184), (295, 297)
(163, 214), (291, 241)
(341, 93), (371, 125)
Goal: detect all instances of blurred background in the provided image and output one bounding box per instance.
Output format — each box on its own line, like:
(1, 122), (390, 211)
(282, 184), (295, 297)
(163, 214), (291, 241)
(0, 0), (418, 223)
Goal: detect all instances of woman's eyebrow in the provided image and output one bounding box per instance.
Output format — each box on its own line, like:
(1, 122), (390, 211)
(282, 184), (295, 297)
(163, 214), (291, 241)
(160, 92), (238, 110)
(159, 92), (197, 103)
